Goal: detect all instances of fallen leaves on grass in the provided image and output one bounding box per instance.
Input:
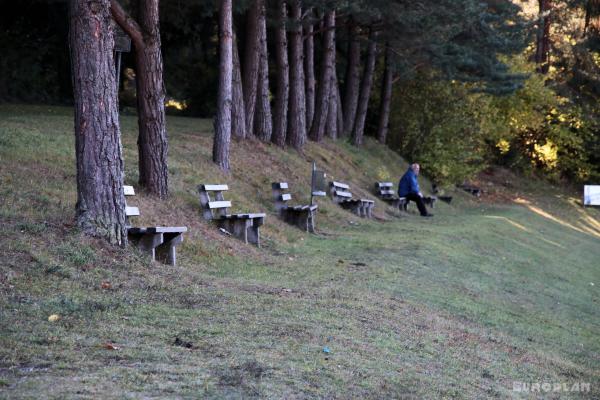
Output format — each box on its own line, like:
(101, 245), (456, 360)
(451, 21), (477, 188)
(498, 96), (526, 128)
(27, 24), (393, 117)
(47, 314), (60, 322)
(102, 343), (120, 350)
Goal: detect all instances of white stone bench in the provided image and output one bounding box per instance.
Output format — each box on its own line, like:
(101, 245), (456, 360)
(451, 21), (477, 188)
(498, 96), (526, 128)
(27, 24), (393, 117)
(124, 185), (187, 266)
(272, 182), (318, 233)
(375, 182), (407, 210)
(329, 181), (374, 218)
(198, 184), (266, 246)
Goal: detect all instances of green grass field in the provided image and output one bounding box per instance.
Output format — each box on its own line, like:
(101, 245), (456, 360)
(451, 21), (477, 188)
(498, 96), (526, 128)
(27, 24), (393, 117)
(1, 105), (599, 399)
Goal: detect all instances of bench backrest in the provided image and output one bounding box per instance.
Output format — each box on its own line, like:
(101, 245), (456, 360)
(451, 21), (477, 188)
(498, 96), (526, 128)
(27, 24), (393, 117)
(272, 182), (293, 212)
(584, 185), (600, 206)
(329, 181), (353, 203)
(124, 185), (140, 226)
(198, 184), (232, 220)
(375, 182), (396, 198)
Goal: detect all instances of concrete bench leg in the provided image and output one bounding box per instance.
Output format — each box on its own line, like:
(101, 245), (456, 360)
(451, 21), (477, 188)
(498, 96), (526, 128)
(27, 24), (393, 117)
(156, 233), (184, 266)
(136, 233), (164, 262)
(247, 222), (261, 247)
(234, 220), (251, 244)
(307, 211), (315, 233)
(355, 204), (363, 217)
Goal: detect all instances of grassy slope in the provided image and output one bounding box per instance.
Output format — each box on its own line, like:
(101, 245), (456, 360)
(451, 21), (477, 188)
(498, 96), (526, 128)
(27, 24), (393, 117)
(0, 105), (599, 399)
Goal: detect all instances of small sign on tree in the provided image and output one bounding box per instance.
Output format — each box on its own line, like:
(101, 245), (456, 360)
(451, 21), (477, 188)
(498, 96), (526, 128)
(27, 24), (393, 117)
(114, 25), (131, 53)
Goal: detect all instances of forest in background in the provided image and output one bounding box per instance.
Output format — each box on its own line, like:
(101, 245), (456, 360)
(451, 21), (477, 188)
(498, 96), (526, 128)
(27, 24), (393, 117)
(1, 0), (599, 187)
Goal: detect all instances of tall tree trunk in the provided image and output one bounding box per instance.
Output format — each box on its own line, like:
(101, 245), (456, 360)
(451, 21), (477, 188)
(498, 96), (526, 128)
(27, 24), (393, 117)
(535, 0), (552, 73)
(377, 44), (393, 144)
(232, 32), (246, 139)
(70, 0), (127, 245)
(585, 0), (600, 36)
(272, 0), (289, 147)
(352, 28), (378, 146)
(213, 0), (233, 171)
(335, 73), (343, 139)
(343, 18), (361, 137)
(253, 0), (272, 141)
(304, 9), (315, 130)
(286, 0), (307, 150)
(326, 73), (338, 140)
(308, 10), (335, 142)
(110, 0), (169, 198)
(243, 0), (262, 136)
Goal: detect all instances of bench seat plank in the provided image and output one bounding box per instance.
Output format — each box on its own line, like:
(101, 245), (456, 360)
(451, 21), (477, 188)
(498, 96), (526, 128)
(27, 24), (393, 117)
(208, 200), (232, 209)
(202, 184), (229, 191)
(129, 226), (188, 234)
(331, 181), (350, 189)
(221, 213), (266, 219)
(126, 206), (140, 217)
(334, 191), (353, 198)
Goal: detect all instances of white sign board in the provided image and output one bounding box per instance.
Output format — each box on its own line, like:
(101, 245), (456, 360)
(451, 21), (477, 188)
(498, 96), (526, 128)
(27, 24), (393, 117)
(584, 185), (600, 206)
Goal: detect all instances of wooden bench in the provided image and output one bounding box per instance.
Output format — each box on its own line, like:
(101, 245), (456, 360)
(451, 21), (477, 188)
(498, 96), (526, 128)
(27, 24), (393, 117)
(198, 184), (266, 247)
(124, 185), (187, 266)
(374, 182), (407, 210)
(329, 181), (375, 218)
(272, 182), (318, 233)
(458, 184), (482, 197)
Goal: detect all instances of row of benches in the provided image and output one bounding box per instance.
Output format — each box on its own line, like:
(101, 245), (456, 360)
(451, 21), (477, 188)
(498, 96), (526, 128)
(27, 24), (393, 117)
(125, 180), (434, 266)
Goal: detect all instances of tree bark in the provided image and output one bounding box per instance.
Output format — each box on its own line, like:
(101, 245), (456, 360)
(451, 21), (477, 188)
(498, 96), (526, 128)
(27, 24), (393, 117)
(377, 44), (393, 144)
(584, 0), (600, 37)
(304, 9), (315, 130)
(342, 18), (361, 137)
(535, 0), (552, 73)
(309, 10), (335, 142)
(242, 0), (262, 136)
(70, 0), (127, 245)
(253, 0), (272, 141)
(213, 0), (233, 171)
(352, 28), (378, 146)
(286, 0), (307, 150)
(272, 0), (289, 147)
(335, 72), (344, 139)
(110, 0), (169, 199)
(326, 73), (338, 140)
(232, 32), (246, 139)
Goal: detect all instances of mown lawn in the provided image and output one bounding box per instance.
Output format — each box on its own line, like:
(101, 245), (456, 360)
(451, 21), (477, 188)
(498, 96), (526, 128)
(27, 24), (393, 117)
(1, 105), (599, 399)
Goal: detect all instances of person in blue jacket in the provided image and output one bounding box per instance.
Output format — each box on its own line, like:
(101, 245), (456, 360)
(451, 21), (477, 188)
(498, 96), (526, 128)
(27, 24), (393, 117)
(398, 163), (433, 217)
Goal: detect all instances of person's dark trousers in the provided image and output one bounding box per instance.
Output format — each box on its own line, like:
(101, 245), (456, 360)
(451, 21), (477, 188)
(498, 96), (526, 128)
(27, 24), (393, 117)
(405, 193), (429, 216)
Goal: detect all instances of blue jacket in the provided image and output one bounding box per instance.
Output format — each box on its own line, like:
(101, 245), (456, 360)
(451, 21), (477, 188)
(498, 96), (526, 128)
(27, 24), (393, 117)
(398, 168), (420, 197)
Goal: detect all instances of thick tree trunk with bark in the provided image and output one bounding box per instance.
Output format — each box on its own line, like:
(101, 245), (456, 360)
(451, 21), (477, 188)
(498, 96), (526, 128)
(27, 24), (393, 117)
(326, 73), (338, 139)
(377, 44), (393, 144)
(111, 0), (169, 198)
(253, 0), (272, 141)
(242, 0), (262, 136)
(585, 0), (600, 36)
(352, 28), (378, 146)
(70, 0), (127, 245)
(232, 32), (246, 139)
(272, 0), (289, 147)
(309, 10), (335, 142)
(286, 0), (307, 150)
(335, 73), (343, 138)
(213, 0), (233, 170)
(535, 0), (552, 73)
(304, 10), (315, 130)
(343, 19), (361, 137)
